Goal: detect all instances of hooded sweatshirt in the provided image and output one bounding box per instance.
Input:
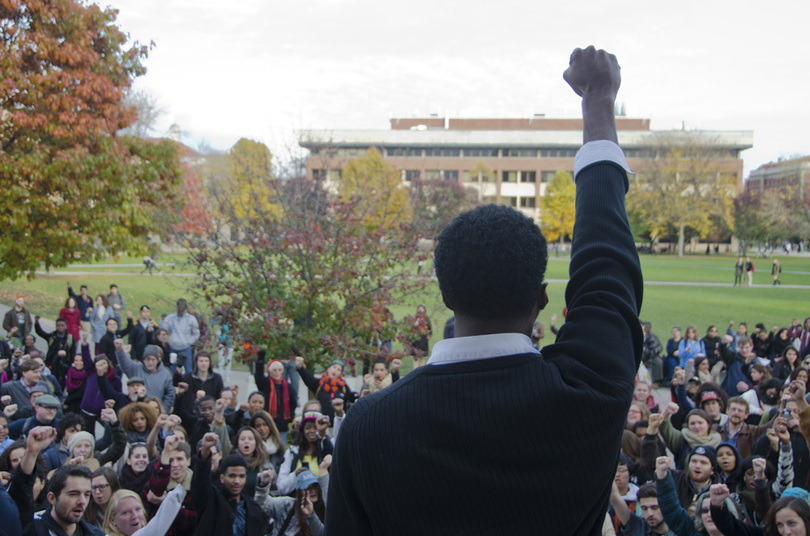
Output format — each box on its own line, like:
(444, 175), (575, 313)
(117, 346), (175, 411)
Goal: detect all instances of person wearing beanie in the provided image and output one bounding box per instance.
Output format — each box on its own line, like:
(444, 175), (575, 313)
(255, 467), (329, 536)
(254, 350), (297, 445)
(294, 356), (352, 424)
(645, 426), (720, 512)
(115, 341), (175, 412)
(65, 407), (126, 472)
(655, 455), (736, 536)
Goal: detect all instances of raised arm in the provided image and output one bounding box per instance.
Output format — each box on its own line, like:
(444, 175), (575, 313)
(545, 46), (642, 382)
(115, 341), (141, 379)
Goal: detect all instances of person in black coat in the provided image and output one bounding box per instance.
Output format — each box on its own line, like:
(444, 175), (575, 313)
(96, 313), (133, 371)
(191, 433), (268, 536)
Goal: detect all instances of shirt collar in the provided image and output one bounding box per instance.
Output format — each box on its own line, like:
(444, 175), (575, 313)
(427, 333), (540, 366)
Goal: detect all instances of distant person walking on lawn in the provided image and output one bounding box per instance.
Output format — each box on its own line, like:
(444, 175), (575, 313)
(772, 258), (782, 285)
(744, 256), (754, 286)
(733, 257), (744, 286)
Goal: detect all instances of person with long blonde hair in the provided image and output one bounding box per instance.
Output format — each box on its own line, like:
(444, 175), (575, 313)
(102, 486), (186, 536)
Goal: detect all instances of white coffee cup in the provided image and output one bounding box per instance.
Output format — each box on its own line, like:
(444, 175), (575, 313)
(170, 352), (178, 365)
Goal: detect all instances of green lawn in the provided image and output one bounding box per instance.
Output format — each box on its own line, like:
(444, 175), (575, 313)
(2, 252), (808, 374)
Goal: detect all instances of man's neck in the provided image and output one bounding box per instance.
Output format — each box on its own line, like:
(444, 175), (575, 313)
(652, 522), (670, 535)
(22, 378), (36, 387)
(726, 420), (743, 435)
(691, 476), (710, 491)
(50, 507), (77, 536)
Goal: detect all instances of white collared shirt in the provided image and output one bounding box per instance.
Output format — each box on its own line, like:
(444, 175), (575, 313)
(427, 333), (540, 366)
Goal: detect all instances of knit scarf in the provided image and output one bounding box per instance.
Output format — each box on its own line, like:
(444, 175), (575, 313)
(318, 373), (346, 398)
(66, 367), (88, 393)
(268, 379), (291, 421)
(682, 429), (722, 449)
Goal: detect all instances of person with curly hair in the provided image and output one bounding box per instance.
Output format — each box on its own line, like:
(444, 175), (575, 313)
(118, 402), (159, 444)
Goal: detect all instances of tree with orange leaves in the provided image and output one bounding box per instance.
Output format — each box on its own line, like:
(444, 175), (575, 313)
(0, 0), (183, 279)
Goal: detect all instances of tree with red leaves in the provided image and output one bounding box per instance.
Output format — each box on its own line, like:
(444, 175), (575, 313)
(0, 0), (183, 279)
(183, 144), (431, 369)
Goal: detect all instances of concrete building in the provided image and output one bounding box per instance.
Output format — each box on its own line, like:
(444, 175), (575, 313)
(299, 116), (752, 221)
(746, 155), (810, 202)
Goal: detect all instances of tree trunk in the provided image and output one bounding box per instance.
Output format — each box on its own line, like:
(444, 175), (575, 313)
(677, 223), (685, 257)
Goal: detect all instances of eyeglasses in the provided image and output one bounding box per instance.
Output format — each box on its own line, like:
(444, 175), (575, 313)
(92, 483), (110, 492)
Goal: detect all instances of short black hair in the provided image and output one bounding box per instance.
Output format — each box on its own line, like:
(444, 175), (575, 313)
(434, 204), (547, 318)
(637, 482), (657, 500)
(56, 413), (82, 442)
(48, 464), (92, 497)
(220, 453), (248, 473)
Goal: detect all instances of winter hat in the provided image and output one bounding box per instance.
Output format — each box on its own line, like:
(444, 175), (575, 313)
(302, 411), (323, 423)
(782, 487), (810, 505)
(67, 431), (95, 456)
(266, 359), (284, 376)
(142, 345), (160, 360)
(689, 445), (717, 469)
(328, 360), (345, 372)
(295, 470), (318, 490)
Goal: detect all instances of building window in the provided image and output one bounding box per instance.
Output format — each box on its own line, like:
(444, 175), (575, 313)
(540, 148), (578, 158)
(463, 170), (491, 183)
(520, 171), (537, 183)
(425, 148), (461, 157)
(520, 197), (536, 208)
(336, 147), (370, 157)
(464, 148), (498, 157)
(425, 170), (442, 180)
(504, 148), (538, 158)
(312, 169), (326, 180)
(445, 170), (459, 181)
(541, 171), (556, 183)
(405, 170), (421, 181)
(502, 171), (518, 183)
(388, 147), (422, 157)
(503, 196), (518, 207)
(328, 169), (342, 181)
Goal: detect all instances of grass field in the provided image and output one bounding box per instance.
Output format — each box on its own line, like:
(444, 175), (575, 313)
(2, 253), (808, 370)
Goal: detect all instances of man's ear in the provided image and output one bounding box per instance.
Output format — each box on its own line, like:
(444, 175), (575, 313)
(537, 283), (549, 311)
(47, 491), (56, 506)
(442, 294), (453, 311)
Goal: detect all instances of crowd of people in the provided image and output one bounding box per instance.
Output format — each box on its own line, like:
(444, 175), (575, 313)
(619, 316), (810, 535)
(0, 281), (397, 536)
(2, 44), (809, 534)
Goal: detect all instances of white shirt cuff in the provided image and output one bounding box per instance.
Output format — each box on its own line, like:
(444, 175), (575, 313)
(574, 140), (632, 179)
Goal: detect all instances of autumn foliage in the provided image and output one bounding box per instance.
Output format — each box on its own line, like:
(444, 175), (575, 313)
(0, 0), (183, 279)
(183, 142), (430, 368)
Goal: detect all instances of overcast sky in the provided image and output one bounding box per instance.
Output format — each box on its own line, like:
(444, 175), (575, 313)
(106, 0), (809, 176)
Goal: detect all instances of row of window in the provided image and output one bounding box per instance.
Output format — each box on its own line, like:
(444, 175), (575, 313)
(310, 146), (741, 160)
(312, 147), (580, 158)
(313, 169), (570, 183)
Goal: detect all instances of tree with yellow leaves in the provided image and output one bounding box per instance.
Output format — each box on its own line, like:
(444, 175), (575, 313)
(339, 148), (411, 233)
(627, 132), (737, 256)
(540, 170), (576, 244)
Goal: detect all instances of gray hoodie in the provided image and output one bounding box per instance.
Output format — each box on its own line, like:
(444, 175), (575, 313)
(117, 346), (175, 411)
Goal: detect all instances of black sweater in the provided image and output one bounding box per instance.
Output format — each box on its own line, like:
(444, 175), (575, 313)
(326, 160), (643, 535)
